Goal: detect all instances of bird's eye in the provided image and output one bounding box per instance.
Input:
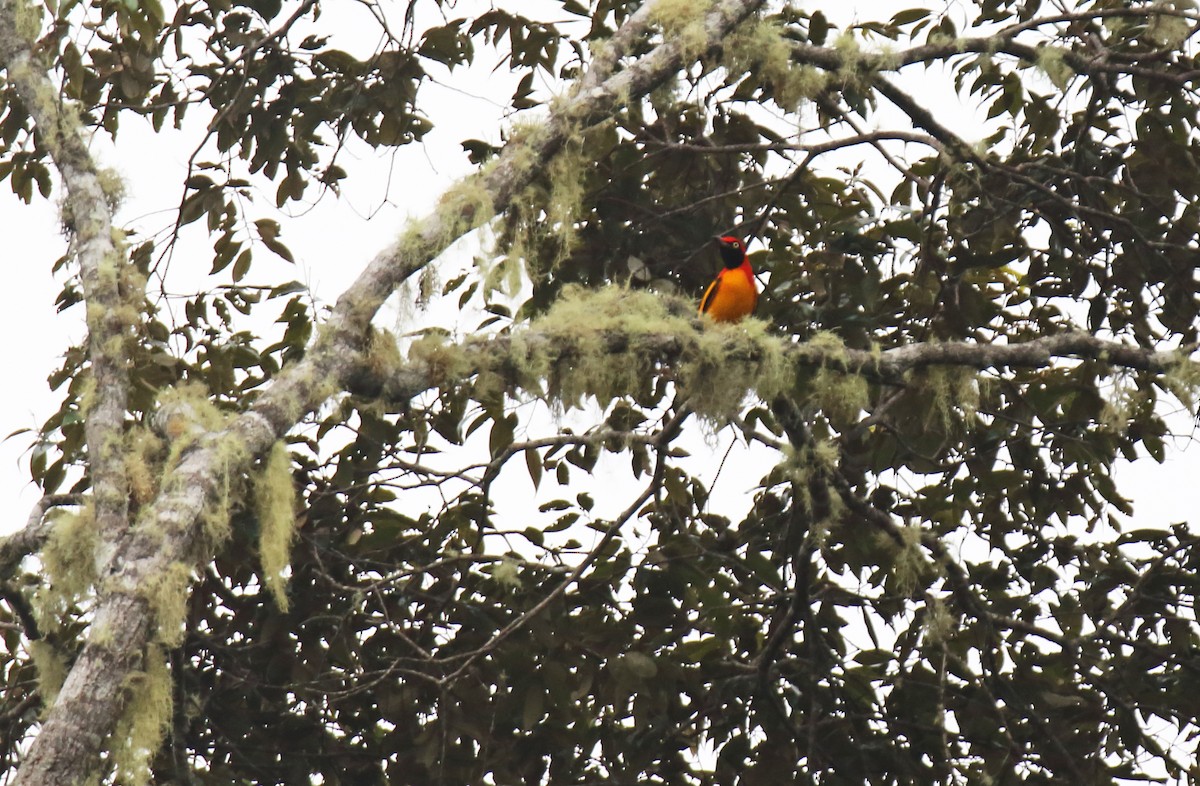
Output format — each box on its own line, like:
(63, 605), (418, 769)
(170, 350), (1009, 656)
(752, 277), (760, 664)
(732, 241), (741, 248)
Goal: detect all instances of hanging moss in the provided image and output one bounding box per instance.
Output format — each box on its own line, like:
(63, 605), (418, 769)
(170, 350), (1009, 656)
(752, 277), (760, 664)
(832, 29), (868, 87)
(124, 427), (166, 506)
(200, 437), (251, 550)
(27, 639), (68, 707)
(140, 561), (192, 649)
(255, 441), (297, 611)
(396, 285), (805, 419)
(544, 135), (587, 260)
(922, 595), (956, 644)
(908, 364), (979, 432)
(407, 332), (476, 390)
(35, 506), (98, 629)
(1035, 46), (1074, 89)
(781, 438), (843, 546)
(889, 522), (930, 596)
(724, 18), (830, 111)
(10, 0), (41, 43)
(1160, 351), (1200, 413)
(649, 0), (711, 60)
(365, 328), (403, 377)
(682, 316), (794, 417)
(491, 557), (523, 590)
(151, 384), (247, 549)
(110, 644), (172, 786)
(518, 286), (667, 405)
(492, 117), (600, 280)
(807, 364), (867, 424)
(521, 285), (691, 406)
(156, 384), (232, 458)
(97, 168), (127, 211)
(42, 506), (97, 598)
(803, 332), (870, 426)
(1099, 373), (1144, 434)
(398, 172), (497, 262)
(417, 264), (440, 307)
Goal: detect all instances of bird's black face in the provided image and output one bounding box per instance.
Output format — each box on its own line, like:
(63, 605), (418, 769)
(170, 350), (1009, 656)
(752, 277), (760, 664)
(715, 236), (745, 268)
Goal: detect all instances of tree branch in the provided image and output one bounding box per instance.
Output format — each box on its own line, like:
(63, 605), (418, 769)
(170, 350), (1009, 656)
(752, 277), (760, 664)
(644, 130), (942, 157)
(0, 1), (132, 576)
(350, 317), (1197, 408)
(0, 495), (84, 580)
(785, 10), (1200, 88)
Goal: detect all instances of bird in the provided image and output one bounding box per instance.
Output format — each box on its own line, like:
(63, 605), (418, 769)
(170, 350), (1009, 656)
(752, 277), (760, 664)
(698, 235), (758, 323)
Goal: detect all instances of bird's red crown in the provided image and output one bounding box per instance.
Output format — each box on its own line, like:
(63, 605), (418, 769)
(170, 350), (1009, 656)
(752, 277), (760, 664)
(715, 235), (747, 268)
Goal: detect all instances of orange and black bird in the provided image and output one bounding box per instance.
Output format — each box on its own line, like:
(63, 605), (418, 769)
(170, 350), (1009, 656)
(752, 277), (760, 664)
(698, 235), (757, 323)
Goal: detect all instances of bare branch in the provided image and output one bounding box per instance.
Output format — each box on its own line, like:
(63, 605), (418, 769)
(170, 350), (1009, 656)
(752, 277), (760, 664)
(644, 130), (942, 157)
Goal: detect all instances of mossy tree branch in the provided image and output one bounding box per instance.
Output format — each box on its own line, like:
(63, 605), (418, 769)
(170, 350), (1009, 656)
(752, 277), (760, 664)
(6, 2), (769, 784)
(0, 0), (133, 573)
(347, 313), (1199, 408)
(0, 495), (84, 580)
(781, 6), (1200, 86)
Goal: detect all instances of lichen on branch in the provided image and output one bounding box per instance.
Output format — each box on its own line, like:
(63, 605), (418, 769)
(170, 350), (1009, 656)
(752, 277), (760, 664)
(0, 0), (137, 584)
(360, 285), (1199, 422)
(254, 441), (297, 611)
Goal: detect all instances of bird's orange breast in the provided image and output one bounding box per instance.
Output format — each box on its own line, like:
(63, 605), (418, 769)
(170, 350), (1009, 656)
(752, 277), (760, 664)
(699, 263), (758, 323)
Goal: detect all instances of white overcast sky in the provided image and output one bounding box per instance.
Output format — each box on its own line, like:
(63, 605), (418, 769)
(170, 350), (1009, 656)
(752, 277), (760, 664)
(0, 0), (1197, 537)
